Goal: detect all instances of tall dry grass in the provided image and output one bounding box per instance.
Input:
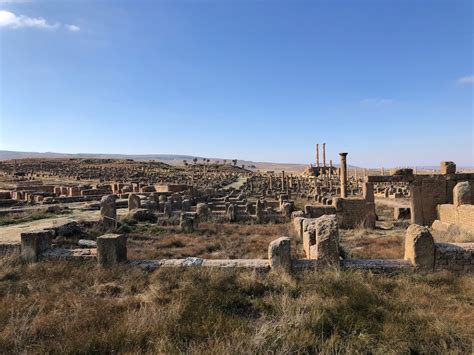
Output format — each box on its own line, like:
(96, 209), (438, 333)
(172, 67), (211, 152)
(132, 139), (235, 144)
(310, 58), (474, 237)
(111, 222), (305, 260)
(0, 256), (473, 353)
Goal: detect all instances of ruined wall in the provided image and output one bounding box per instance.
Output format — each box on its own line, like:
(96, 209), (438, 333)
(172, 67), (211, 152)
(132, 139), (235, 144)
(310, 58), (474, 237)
(304, 205), (336, 218)
(333, 198), (376, 229)
(437, 204), (474, 231)
(411, 175), (474, 226)
(434, 243), (474, 273)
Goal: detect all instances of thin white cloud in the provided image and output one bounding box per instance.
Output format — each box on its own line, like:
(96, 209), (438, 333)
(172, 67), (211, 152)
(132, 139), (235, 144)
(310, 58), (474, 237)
(360, 98), (394, 107)
(0, 10), (59, 29)
(66, 24), (80, 32)
(0, 0), (31, 3)
(0, 10), (80, 32)
(456, 76), (474, 85)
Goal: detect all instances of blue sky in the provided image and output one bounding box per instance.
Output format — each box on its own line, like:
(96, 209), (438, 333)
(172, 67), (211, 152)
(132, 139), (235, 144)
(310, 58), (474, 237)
(0, 0), (472, 167)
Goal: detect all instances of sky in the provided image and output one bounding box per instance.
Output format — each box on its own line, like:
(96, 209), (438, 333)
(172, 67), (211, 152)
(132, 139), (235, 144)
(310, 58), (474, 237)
(0, 0), (472, 167)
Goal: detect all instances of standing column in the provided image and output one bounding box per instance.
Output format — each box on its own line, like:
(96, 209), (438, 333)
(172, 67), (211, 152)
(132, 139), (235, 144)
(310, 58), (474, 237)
(339, 153), (348, 198)
(316, 144), (320, 167)
(322, 143), (326, 167)
(381, 167), (384, 176)
(329, 160), (333, 176)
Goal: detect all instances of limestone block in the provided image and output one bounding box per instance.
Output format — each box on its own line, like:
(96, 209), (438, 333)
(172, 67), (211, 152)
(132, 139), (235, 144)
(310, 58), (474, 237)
(21, 229), (54, 262)
(311, 215), (340, 265)
(453, 181), (471, 207)
(268, 237), (291, 271)
(97, 234), (127, 267)
(302, 230), (316, 259)
(127, 208), (157, 223)
(101, 195), (117, 230)
(128, 193), (141, 211)
(293, 217), (304, 239)
(404, 224), (435, 271)
(441, 161), (456, 174)
(196, 203), (209, 219)
(363, 182), (374, 203)
(180, 214), (195, 233)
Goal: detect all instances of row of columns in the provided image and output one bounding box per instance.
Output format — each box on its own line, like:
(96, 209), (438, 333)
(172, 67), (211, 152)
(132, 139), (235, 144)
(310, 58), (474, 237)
(315, 143), (327, 168)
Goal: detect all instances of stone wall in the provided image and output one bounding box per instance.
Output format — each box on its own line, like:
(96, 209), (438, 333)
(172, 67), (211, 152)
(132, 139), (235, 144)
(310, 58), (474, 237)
(410, 175), (474, 226)
(434, 243), (474, 273)
(437, 204), (474, 231)
(333, 198), (376, 228)
(404, 224), (474, 273)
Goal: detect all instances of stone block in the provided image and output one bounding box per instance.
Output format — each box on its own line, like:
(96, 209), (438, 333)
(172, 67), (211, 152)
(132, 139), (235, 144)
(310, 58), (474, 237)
(302, 230), (316, 258)
(21, 229), (54, 262)
(97, 234), (127, 267)
(390, 168), (413, 176)
(310, 214), (340, 266)
(127, 208), (157, 223)
(362, 182), (374, 203)
(441, 161), (456, 174)
(453, 181), (471, 207)
(100, 195), (117, 230)
(404, 224), (435, 271)
(268, 237), (291, 271)
(128, 193), (141, 211)
(293, 217), (304, 239)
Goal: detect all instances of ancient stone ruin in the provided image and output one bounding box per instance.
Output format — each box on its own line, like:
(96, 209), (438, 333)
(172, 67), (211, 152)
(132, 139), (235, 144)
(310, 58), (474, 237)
(0, 149), (471, 275)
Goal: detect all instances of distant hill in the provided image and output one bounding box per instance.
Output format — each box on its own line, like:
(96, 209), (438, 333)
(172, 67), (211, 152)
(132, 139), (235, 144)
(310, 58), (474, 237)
(0, 150), (310, 173)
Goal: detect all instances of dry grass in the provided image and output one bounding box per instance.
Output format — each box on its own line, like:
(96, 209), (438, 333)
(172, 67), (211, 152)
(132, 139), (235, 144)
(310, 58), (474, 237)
(109, 222), (305, 260)
(0, 255), (473, 353)
(0, 211), (62, 227)
(432, 228), (474, 243)
(340, 227), (405, 259)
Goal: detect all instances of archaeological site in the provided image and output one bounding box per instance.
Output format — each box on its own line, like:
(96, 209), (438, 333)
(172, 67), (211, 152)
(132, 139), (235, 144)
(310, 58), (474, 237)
(0, 144), (473, 352)
(1, 0), (472, 352)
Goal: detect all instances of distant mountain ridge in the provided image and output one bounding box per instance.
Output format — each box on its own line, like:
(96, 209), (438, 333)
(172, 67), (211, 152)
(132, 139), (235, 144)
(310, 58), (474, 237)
(0, 150), (310, 172)
(2, 150), (461, 172)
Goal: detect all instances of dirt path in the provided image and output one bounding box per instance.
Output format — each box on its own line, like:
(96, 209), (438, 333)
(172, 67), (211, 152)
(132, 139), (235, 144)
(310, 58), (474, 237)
(224, 176), (248, 190)
(0, 208), (128, 245)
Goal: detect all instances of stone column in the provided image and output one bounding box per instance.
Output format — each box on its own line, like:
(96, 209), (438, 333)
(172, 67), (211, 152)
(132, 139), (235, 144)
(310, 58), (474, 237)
(410, 183), (423, 225)
(316, 144), (320, 167)
(339, 153), (348, 198)
(322, 143), (326, 167)
(381, 167), (384, 176)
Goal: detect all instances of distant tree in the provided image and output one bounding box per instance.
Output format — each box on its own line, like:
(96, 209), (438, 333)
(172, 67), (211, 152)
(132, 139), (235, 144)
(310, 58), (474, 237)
(183, 160), (188, 167)
(216, 160), (220, 165)
(206, 159), (210, 165)
(193, 158), (198, 165)
(232, 159), (238, 166)
(223, 159), (227, 165)
(241, 164), (245, 169)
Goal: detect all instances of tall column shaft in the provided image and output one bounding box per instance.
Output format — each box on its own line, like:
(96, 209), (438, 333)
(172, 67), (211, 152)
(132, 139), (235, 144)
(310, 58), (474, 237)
(339, 153), (348, 198)
(322, 143), (326, 167)
(316, 144), (320, 167)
